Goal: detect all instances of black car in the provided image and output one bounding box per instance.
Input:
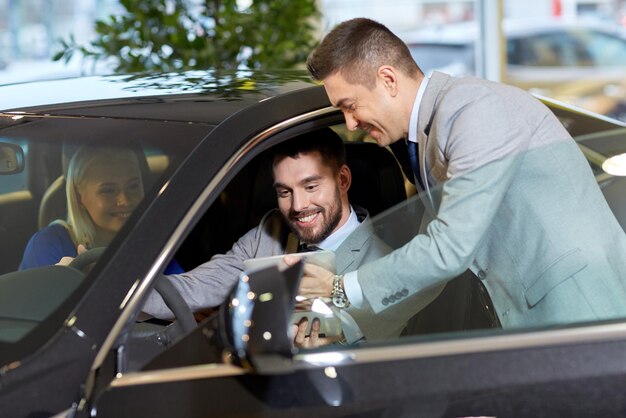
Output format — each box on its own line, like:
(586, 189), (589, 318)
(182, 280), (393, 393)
(1, 70), (626, 418)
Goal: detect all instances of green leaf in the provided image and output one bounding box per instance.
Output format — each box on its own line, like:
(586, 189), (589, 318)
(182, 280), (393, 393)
(52, 0), (320, 73)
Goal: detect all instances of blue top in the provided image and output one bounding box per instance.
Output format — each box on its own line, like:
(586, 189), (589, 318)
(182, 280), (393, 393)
(19, 223), (183, 274)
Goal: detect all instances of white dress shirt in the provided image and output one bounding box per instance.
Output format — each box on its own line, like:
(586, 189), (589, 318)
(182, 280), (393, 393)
(344, 76), (430, 310)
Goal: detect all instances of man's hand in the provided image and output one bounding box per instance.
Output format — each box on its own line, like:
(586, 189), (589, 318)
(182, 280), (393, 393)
(292, 316), (343, 349)
(284, 254), (334, 302)
(56, 244), (87, 266)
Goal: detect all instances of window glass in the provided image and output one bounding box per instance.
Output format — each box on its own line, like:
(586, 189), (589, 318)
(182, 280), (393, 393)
(254, 127), (626, 357)
(0, 114), (200, 352)
(583, 31), (626, 66)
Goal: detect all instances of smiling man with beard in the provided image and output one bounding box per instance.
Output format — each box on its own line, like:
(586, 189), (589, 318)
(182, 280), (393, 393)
(142, 128), (433, 345)
(272, 132), (348, 249)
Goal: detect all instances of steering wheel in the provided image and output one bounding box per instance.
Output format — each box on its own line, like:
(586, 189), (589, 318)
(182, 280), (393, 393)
(68, 247), (196, 341)
(68, 246), (107, 272)
(152, 274), (197, 338)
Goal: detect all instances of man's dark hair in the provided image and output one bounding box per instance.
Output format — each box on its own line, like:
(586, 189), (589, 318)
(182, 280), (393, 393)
(307, 17), (421, 89)
(272, 127), (346, 174)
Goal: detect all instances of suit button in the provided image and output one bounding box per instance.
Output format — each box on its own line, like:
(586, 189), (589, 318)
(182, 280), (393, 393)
(395, 291), (403, 299)
(382, 297), (389, 306)
(389, 295), (396, 302)
(477, 270), (487, 280)
(402, 289), (409, 296)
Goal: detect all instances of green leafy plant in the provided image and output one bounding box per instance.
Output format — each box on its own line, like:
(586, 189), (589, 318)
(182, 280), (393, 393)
(53, 0), (320, 73)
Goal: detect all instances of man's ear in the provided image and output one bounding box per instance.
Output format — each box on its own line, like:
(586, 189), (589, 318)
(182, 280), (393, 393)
(337, 164), (351, 192)
(377, 66), (398, 96)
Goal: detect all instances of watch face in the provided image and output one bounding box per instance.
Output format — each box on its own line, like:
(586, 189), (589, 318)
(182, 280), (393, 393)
(332, 296), (346, 308)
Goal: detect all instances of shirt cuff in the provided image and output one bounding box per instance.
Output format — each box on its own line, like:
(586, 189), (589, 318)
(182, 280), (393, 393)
(344, 270), (363, 309)
(338, 309), (364, 344)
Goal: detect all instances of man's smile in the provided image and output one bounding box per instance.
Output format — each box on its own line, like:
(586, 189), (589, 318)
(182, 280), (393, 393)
(294, 210), (321, 226)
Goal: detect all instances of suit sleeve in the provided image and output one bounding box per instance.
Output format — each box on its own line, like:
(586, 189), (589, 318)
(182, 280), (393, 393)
(358, 85), (533, 313)
(142, 213), (284, 318)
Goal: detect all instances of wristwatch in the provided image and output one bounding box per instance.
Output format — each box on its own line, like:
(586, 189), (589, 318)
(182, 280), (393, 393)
(331, 274), (350, 308)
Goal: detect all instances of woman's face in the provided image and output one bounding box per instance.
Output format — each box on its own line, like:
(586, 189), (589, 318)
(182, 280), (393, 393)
(77, 157), (144, 237)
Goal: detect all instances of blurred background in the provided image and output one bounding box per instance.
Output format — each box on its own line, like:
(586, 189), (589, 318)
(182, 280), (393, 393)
(0, 0), (625, 121)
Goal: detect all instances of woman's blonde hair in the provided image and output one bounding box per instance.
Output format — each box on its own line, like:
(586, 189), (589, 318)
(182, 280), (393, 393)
(62, 145), (143, 248)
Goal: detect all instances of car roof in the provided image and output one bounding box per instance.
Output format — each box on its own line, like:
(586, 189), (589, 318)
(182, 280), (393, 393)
(0, 70), (315, 124)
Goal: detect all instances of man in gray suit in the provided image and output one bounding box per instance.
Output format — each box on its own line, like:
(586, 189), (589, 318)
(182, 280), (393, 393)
(299, 18), (626, 329)
(142, 128), (430, 344)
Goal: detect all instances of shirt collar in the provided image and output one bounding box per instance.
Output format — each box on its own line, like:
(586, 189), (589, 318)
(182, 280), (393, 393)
(408, 76), (429, 144)
(316, 205), (360, 251)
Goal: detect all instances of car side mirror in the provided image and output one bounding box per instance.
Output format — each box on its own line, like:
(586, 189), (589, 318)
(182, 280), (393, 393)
(0, 142), (24, 174)
(222, 261), (304, 374)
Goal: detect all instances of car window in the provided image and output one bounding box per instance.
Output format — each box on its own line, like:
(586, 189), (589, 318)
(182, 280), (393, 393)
(509, 32), (591, 67)
(0, 113), (202, 356)
(582, 31), (626, 66)
(212, 125), (626, 365)
(508, 29), (626, 69)
(118, 121), (412, 370)
(352, 134), (622, 341)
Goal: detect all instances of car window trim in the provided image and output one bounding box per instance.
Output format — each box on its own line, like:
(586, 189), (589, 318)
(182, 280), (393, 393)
(110, 363), (246, 388)
(295, 320), (626, 368)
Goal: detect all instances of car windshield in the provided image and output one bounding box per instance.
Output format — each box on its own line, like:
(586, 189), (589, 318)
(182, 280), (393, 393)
(0, 111), (202, 351)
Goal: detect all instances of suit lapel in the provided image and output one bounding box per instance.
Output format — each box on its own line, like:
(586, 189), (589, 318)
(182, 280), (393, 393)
(335, 208), (372, 274)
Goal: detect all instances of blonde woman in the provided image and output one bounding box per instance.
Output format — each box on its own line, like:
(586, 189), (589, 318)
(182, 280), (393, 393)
(20, 145), (145, 270)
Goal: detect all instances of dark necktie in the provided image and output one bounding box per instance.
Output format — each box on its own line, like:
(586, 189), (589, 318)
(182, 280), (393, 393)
(406, 140), (425, 190)
(297, 243), (321, 253)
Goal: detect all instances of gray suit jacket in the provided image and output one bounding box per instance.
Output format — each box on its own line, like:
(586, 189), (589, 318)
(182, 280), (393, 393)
(143, 206), (414, 340)
(359, 72), (626, 328)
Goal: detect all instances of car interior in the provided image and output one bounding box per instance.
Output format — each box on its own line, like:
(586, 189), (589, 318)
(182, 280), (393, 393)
(174, 132), (409, 270)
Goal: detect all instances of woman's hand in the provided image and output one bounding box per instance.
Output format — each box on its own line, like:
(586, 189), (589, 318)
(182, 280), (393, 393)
(56, 244), (87, 266)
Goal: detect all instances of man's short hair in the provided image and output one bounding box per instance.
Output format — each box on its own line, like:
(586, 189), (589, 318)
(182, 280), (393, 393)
(307, 17), (421, 89)
(272, 128), (346, 174)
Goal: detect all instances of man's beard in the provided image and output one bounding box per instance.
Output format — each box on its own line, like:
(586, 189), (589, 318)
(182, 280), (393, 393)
(286, 188), (343, 245)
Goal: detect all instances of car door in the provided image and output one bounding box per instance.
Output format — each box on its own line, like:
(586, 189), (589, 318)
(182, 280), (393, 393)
(83, 86), (626, 418)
